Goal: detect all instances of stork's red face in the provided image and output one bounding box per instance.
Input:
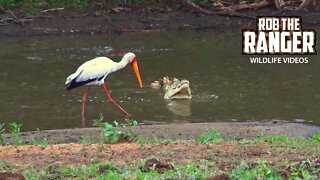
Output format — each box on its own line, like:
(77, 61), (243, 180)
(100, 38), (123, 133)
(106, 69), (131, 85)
(131, 56), (143, 88)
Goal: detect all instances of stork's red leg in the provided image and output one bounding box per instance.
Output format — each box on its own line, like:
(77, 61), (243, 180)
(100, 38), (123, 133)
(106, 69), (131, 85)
(81, 86), (90, 127)
(102, 83), (131, 116)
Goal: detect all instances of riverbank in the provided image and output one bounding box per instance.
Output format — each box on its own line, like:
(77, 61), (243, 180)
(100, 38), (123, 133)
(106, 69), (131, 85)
(1, 1), (320, 37)
(2, 121), (319, 144)
(0, 122), (319, 179)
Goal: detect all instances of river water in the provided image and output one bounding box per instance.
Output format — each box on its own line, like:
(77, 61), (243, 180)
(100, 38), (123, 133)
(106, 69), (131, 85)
(0, 31), (319, 130)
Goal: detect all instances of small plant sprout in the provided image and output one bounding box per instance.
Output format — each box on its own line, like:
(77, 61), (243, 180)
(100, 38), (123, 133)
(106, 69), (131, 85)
(311, 132), (320, 142)
(9, 122), (23, 145)
(80, 136), (90, 145)
(93, 113), (105, 128)
(39, 139), (49, 149)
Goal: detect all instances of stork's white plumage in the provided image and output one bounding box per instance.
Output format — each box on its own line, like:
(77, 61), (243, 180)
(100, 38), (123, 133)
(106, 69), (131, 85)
(65, 52), (142, 127)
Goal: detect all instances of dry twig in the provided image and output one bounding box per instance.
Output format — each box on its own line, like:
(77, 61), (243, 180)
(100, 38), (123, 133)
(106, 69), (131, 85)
(40, 7), (64, 13)
(187, 2), (256, 20)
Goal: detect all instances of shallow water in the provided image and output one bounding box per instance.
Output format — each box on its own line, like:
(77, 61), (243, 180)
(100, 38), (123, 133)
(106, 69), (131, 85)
(0, 31), (319, 130)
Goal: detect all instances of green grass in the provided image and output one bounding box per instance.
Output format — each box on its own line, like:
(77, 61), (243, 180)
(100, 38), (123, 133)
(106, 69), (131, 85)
(229, 161), (279, 179)
(197, 128), (222, 144)
(0, 160), (14, 171)
(22, 161), (213, 179)
(102, 119), (138, 143)
(38, 138), (48, 149)
(312, 132), (320, 142)
(80, 136), (90, 145)
(258, 132), (289, 143)
(1, 122), (319, 179)
(9, 122), (23, 145)
(136, 135), (162, 144)
(20, 157), (320, 179)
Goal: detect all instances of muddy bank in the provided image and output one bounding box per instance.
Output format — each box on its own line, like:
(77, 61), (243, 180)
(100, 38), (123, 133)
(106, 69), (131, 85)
(3, 122), (319, 144)
(0, 4), (320, 37)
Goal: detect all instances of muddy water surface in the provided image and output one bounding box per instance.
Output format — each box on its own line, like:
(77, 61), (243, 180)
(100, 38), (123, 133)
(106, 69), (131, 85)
(0, 31), (319, 130)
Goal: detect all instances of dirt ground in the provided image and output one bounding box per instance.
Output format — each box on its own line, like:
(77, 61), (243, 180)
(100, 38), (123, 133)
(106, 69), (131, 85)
(0, 2), (320, 37)
(0, 141), (313, 170)
(2, 121), (319, 144)
(0, 122), (319, 177)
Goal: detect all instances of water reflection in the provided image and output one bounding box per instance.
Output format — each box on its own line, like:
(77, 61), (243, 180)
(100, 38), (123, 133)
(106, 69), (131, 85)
(166, 100), (191, 116)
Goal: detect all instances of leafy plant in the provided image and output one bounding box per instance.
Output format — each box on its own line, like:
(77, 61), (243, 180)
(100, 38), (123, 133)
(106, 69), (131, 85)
(311, 132), (320, 142)
(198, 128), (222, 144)
(80, 136), (90, 145)
(125, 118), (138, 127)
(9, 122), (23, 145)
(92, 113), (105, 128)
(0, 123), (6, 145)
(284, 158), (320, 179)
(258, 132), (288, 142)
(39, 138), (48, 149)
(103, 119), (138, 143)
(229, 161), (278, 179)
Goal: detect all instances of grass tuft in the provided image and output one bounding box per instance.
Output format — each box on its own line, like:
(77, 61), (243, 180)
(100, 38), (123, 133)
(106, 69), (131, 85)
(103, 119), (138, 143)
(9, 122), (23, 145)
(312, 132), (320, 142)
(197, 128), (222, 144)
(229, 161), (279, 179)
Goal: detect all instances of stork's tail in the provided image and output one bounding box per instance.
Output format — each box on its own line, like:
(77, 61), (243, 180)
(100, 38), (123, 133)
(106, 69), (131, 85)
(65, 72), (81, 91)
(65, 71), (97, 90)
(66, 81), (76, 91)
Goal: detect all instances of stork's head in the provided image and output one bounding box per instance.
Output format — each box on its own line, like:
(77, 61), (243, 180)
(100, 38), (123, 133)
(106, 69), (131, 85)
(124, 52), (143, 88)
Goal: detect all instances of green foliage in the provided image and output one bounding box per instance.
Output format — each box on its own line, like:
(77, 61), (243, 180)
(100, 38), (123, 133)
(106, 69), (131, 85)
(18, 157), (320, 179)
(197, 128), (222, 144)
(137, 135), (161, 144)
(0, 0), (160, 8)
(59, 162), (122, 179)
(258, 132), (288, 142)
(135, 162), (211, 179)
(0, 160), (13, 170)
(312, 132), (320, 142)
(175, 163), (211, 179)
(23, 165), (47, 179)
(9, 122), (23, 145)
(38, 138), (48, 149)
(0, 0), (15, 7)
(229, 161), (280, 179)
(92, 113), (105, 128)
(80, 136), (90, 145)
(135, 169), (160, 180)
(0, 0), (89, 8)
(103, 119), (138, 143)
(285, 159), (320, 179)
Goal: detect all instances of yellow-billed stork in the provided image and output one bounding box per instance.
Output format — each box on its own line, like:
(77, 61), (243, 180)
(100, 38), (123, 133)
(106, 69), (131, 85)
(65, 52), (142, 127)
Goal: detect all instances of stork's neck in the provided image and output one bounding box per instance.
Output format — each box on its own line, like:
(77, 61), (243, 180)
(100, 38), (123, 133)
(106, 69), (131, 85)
(113, 56), (131, 72)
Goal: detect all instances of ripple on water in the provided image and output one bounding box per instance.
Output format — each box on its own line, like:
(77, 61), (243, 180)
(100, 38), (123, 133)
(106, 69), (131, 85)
(193, 94), (219, 101)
